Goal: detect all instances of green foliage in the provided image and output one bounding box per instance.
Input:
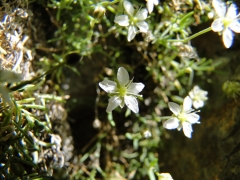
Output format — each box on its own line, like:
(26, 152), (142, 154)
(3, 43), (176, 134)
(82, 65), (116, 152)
(0, 0), (233, 179)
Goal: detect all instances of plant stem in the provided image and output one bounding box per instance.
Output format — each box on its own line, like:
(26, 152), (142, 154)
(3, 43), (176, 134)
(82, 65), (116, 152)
(167, 27), (212, 43)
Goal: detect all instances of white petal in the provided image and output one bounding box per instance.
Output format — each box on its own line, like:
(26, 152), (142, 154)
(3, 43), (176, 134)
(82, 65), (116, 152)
(124, 95), (139, 113)
(127, 25), (137, 41)
(182, 122), (193, 138)
(211, 19), (224, 32)
(117, 67), (129, 86)
(123, 0), (134, 16)
(168, 102), (181, 116)
(223, 28), (234, 48)
(0, 70), (22, 82)
(193, 100), (204, 109)
(183, 96), (192, 112)
(158, 173), (173, 180)
(163, 117), (179, 129)
(136, 21), (149, 33)
(193, 85), (200, 92)
(230, 20), (240, 33)
(119, 98), (125, 108)
(106, 96), (121, 113)
(0, 85), (12, 105)
(189, 91), (194, 99)
(177, 125), (182, 131)
(212, 0), (226, 18)
(136, 9), (148, 20)
(147, 0), (159, 13)
(201, 91), (208, 98)
(99, 79), (117, 93)
(185, 113), (200, 124)
(127, 83), (144, 94)
(153, 0), (159, 5)
(147, 1), (154, 13)
(114, 15), (129, 26)
(226, 3), (238, 19)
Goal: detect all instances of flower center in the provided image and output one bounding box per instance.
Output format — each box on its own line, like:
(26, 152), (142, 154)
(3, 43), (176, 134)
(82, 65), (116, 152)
(178, 111), (187, 122)
(119, 86), (127, 97)
(130, 17), (138, 25)
(193, 94), (201, 101)
(222, 17), (233, 28)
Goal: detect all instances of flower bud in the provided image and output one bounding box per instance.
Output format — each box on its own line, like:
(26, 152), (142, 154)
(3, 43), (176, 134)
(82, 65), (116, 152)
(222, 80), (240, 99)
(93, 5), (106, 20)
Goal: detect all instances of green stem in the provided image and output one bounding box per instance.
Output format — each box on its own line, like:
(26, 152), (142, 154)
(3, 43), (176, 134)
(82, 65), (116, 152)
(167, 27), (212, 43)
(99, 0), (120, 6)
(161, 116), (173, 120)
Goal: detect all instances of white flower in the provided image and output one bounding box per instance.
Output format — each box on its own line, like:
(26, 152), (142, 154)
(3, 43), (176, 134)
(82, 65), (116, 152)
(163, 96), (200, 138)
(158, 173), (173, 180)
(0, 69), (22, 105)
(211, 0), (240, 48)
(146, 0), (159, 14)
(114, 0), (149, 41)
(189, 86), (208, 109)
(99, 67), (144, 113)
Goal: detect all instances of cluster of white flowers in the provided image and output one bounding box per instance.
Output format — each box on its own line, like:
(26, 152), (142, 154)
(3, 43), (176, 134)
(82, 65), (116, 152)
(211, 0), (240, 48)
(114, 1), (149, 42)
(163, 96), (200, 138)
(114, 0), (160, 41)
(163, 86), (208, 138)
(99, 67), (144, 113)
(99, 0), (221, 139)
(112, 0), (240, 47)
(99, 67), (209, 138)
(189, 86), (208, 109)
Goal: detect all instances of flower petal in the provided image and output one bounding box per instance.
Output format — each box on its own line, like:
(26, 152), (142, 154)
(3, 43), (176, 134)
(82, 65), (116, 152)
(123, 0), (134, 16)
(186, 113), (200, 124)
(189, 91), (194, 99)
(0, 69), (22, 82)
(183, 96), (192, 112)
(136, 21), (149, 33)
(223, 28), (234, 48)
(211, 19), (224, 32)
(124, 95), (139, 113)
(117, 67), (129, 86)
(146, 0), (159, 13)
(226, 3), (238, 19)
(182, 122), (193, 138)
(106, 96), (121, 113)
(168, 102), (181, 116)
(99, 79), (117, 93)
(136, 9), (148, 20)
(127, 25), (137, 41)
(153, 0), (159, 5)
(193, 85), (200, 92)
(193, 100), (204, 109)
(0, 85), (12, 105)
(212, 0), (226, 18)
(163, 117), (179, 129)
(114, 15), (129, 26)
(147, 1), (154, 13)
(230, 20), (240, 33)
(127, 83), (144, 94)
(158, 173), (173, 180)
